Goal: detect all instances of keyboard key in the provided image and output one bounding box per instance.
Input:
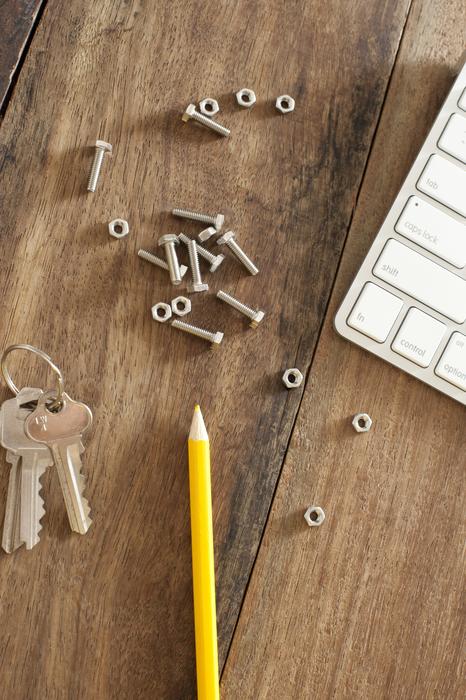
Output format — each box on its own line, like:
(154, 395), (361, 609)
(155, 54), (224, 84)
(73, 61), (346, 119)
(416, 154), (466, 217)
(373, 239), (466, 323)
(347, 282), (403, 342)
(435, 332), (466, 391)
(438, 113), (466, 163)
(459, 88), (466, 111)
(395, 196), (466, 268)
(392, 308), (445, 368)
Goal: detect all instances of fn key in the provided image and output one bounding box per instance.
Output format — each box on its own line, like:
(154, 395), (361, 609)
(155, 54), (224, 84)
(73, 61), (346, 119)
(347, 283), (403, 342)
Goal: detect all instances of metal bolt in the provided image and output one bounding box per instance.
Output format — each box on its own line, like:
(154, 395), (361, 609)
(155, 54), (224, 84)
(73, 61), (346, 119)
(198, 226), (217, 243)
(217, 230), (258, 275)
(217, 290), (265, 328)
(138, 249), (188, 278)
(186, 239), (208, 293)
(182, 103), (230, 137)
(158, 235), (182, 285)
(172, 208), (224, 231)
(178, 233), (225, 273)
(87, 139), (112, 192)
(171, 319), (223, 346)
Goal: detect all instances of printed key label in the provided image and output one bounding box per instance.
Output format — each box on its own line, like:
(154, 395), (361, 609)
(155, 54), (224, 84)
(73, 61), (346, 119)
(25, 393), (92, 444)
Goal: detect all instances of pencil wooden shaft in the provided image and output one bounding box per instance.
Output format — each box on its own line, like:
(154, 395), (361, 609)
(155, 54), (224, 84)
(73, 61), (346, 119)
(188, 433), (219, 700)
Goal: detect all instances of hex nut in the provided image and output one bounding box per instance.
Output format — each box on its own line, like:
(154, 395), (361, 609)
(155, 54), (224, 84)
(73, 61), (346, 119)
(198, 226), (217, 243)
(108, 219), (129, 239)
(304, 506), (325, 527)
(236, 88), (256, 108)
(282, 368), (303, 389)
(276, 95), (295, 114)
(199, 98), (219, 117)
(151, 302), (172, 323)
(171, 296), (191, 317)
(352, 413), (372, 433)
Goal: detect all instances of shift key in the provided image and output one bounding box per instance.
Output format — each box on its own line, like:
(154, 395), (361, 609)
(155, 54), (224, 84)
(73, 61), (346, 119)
(373, 239), (466, 323)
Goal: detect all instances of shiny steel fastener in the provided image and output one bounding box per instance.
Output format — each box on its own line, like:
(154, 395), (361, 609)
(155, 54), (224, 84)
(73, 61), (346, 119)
(198, 226), (217, 243)
(171, 296), (191, 317)
(171, 319), (223, 346)
(158, 235), (182, 286)
(172, 208), (224, 232)
(275, 95), (295, 114)
(186, 239), (208, 293)
(108, 219), (129, 239)
(304, 506), (325, 527)
(138, 249), (188, 278)
(87, 139), (112, 192)
(282, 368), (303, 389)
(182, 104), (230, 137)
(217, 230), (258, 275)
(236, 88), (256, 108)
(178, 233), (225, 273)
(352, 413), (372, 433)
(216, 290), (265, 328)
(199, 98), (220, 116)
(151, 303), (172, 323)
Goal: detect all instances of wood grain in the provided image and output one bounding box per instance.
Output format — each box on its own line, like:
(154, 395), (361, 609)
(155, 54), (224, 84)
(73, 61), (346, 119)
(222, 1), (466, 698)
(0, 0), (413, 697)
(0, 0), (44, 112)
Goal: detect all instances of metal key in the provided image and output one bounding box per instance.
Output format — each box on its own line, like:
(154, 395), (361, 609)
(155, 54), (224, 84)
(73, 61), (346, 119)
(25, 391), (93, 535)
(1, 388), (54, 550)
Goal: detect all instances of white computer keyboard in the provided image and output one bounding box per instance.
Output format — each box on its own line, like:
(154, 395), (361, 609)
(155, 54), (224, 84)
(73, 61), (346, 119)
(335, 61), (466, 406)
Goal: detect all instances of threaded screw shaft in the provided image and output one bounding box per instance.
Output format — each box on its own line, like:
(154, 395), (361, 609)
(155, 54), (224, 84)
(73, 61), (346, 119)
(178, 233), (225, 272)
(87, 140), (112, 192)
(171, 319), (223, 345)
(217, 290), (265, 328)
(187, 240), (202, 285)
(182, 104), (230, 137)
(217, 231), (259, 275)
(172, 208), (224, 231)
(138, 249), (187, 278)
(158, 236), (182, 285)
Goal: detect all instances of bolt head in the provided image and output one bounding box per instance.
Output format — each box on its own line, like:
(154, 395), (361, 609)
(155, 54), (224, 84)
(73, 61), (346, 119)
(187, 282), (209, 293)
(304, 506), (325, 527)
(96, 139), (113, 153)
(249, 310), (265, 328)
(217, 230), (235, 246)
(199, 98), (219, 117)
(182, 103), (196, 121)
(180, 264), (188, 278)
(212, 332), (224, 345)
(276, 95), (295, 114)
(209, 254), (225, 273)
(158, 234), (179, 246)
(352, 413), (372, 433)
(282, 368), (303, 389)
(151, 302), (172, 323)
(108, 219), (129, 239)
(236, 88), (256, 108)
(214, 214), (225, 231)
(198, 226), (217, 243)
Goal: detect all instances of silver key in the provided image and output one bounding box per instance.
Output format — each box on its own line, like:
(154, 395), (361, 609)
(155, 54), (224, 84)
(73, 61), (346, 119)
(1, 388), (53, 550)
(2, 452), (22, 553)
(26, 391), (93, 535)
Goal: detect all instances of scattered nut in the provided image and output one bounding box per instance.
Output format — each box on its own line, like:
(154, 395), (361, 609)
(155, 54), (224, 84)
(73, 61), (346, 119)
(198, 226), (217, 243)
(151, 302), (172, 323)
(304, 506), (325, 527)
(275, 95), (295, 114)
(199, 98), (219, 117)
(171, 296), (191, 317)
(236, 88), (256, 108)
(352, 413), (372, 433)
(282, 368), (303, 389)
(108, 218), (129, 239)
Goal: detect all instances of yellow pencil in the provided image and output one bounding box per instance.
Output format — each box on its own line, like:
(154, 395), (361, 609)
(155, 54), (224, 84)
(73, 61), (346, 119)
(188, 405), (219, 700)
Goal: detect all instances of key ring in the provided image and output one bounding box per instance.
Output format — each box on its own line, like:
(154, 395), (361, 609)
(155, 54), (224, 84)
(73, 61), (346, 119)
(0, 344), (64, 404)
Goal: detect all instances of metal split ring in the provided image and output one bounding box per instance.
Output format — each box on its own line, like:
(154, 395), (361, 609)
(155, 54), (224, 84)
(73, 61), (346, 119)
(0, 344), (64, 405)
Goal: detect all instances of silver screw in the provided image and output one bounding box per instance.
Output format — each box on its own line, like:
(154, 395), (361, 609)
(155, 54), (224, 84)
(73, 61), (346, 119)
(171, 319), (223, 346)
(182, 103), (230, 137)
(217, 230), (258, 275)
(158, 234), (182, 285)
(186, 239), (208, 293)
(138, 249), (188, 278)
(87, 139), (112, 192)
(178, 233), (224, 273)
(217, 290), (265, 328)
(172, 208), (224, 231)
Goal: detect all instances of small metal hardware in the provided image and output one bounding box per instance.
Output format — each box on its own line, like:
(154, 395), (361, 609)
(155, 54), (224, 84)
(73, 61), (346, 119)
(108, 219), (129, 239)
(282, 368), (303, 389)
(182, 104), (230, 137)
(186, 239), (208, 293)
(236, 89), (256, 108)
(172, 208), (224, 232)
(198, 226), (217, 243)
(275, 95), (295, 114)
(217, 230), (258, 275)
(304, 506), (325, 527)
(199, 98), (219, 117)
(171, 296), (191, 317)
(158, 234), (182, 286)
(171, 319), (223, 346)
(178, 233), (225, 273)
(352, 413), (372, 433)
(217, 290), (265, 328)
(138, 249), (188, 278)
(87, 139), (112, 192)
(151, 303), (172, 323)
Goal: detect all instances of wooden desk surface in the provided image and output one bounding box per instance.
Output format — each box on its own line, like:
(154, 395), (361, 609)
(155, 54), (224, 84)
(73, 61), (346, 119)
(0, 1), (464, 698)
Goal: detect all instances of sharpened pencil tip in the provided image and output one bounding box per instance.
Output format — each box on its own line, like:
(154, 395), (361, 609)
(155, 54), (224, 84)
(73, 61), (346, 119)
(189, 404), (208, 441)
